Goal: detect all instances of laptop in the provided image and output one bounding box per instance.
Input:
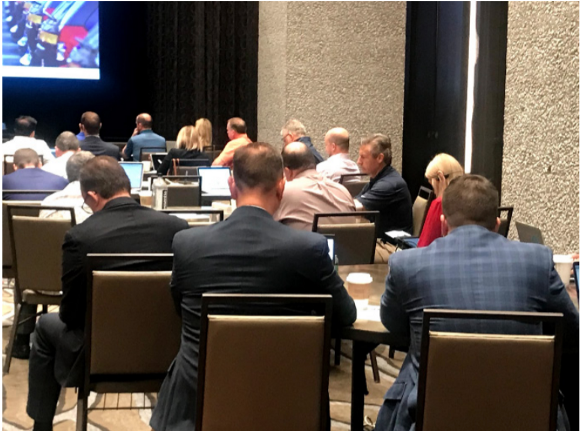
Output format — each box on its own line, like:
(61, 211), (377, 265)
(150, 153), (167, 170)
(120, 162), (144, 191)
(515, 222), (545, 245)
(198, 167), (231, 198)
(574, 261), (579, 302)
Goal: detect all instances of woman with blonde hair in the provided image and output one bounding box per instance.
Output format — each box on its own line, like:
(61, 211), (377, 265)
(417, 153), (464, 247)
(157, 119), (211, 175)
(195, 118), (212, 149)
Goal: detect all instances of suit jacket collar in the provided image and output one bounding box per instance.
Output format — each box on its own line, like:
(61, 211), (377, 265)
(101, 196), (138, 211)
(447, 224), (497, 238)
(229, 205), (274, 221)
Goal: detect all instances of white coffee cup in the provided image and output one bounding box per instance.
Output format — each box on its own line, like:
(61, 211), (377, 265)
(346, 272), (373, 309)
(553, 254), (573, 287)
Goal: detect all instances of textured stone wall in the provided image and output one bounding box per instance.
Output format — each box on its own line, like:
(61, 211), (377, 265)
(258, 1), (407, 171)
(502, 2), (579, 254)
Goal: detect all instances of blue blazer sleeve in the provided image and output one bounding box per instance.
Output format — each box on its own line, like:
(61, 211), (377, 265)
(380, 254), (410, 339)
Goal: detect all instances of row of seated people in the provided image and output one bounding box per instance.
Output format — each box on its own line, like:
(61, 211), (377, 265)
(14, 143), (576, 431)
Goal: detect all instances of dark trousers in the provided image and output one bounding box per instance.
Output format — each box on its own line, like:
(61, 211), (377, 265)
(27, 313), (84, 423)
(18, 303), (37, 335)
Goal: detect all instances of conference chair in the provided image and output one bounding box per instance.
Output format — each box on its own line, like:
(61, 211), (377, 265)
(3, 154), (44, 175)
(77, 254), (180, 431)
(165, 140), (177, 151)
(416, 309), (563, 431)
(2, 200), (41, 279)
(339, 173), (369, 198)
(160, 208), (224, 227)
(4, 205), (76, 373)
(139, 146), (166, 162)
(159, 175), (202, 207)
(196, 293), (332, 431)
(412, 186), (435, 237)
(497, 206), (514, 238)
(2, 190), (60, 200)
(312, 212), (379, 265)
(171, 158), (211, 175)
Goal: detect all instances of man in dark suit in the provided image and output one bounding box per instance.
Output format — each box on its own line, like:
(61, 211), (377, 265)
(151, 142), (357, 431)
(78, 112), (120, 160)
(3, 148), (68, 200)
(26, 156), (188, 431)
(375, 175), (579, 431)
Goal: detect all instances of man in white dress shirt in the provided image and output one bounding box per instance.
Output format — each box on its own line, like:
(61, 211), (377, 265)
(40, 151), (95, 223)
(316, 127), (360, 182)
(2, 116), (54, 164)
(42, 132), (80, 179)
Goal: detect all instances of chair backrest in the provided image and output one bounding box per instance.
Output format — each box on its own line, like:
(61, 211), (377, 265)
(160, 208), (224, 222)
(160, 175), (202, 207)
(417, 309), (563, 431)
(412, 186), (435, 236)
(85, 254), (180, 377)
(2, 201), (42, 276)
(2, 190), (60, 200)
(339, 173), (369, 198)
(313, 212), (379, 265)
(497, 206), (514, 238)
(196, 293), (332, 431)
(166, 140), (177, 151)
(8, 205), (75, 295)
(139, 147), (166, 162)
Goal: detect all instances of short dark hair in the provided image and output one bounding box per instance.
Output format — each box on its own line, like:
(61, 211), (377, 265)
(442, 174), (499, 230)
(136, 113), (153, 129)
(55, 131), (80, 152)
(361, 134), (392, 166)
(13, 148), (39, 168)
(233, 142), (283, 193)
(228, 117), (247, 134)
(79, 156), (131, 198)
(282, 142), (316, 172)
(14, 116), (37, 136)
(80, 111), (101, 135)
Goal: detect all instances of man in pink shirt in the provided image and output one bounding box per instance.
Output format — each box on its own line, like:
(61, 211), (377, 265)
(212, 117), (252, 168)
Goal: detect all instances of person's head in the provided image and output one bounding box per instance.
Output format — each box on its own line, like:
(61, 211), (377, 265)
(226, 117), (247, 141)
(195, 118), (212, 148)
(324, 127), (350, 156)
(54, 131), (80, 157)
(357, 134), (392, 177)
(79, 111), (101, 136)
(13, 148), (40, 170)
(425, 153), (464, 198)
(176, 125), (200, 151)
(229, 142), (285, 214)
(441, 174), (500, 235)
(282, 141), (316, 181)
(79, 156), (131, 212)
(135, 113), (153, 132)
(280, 119), (307, 147)
(14, 116), (37, 137)
(65, 151), (94, 182)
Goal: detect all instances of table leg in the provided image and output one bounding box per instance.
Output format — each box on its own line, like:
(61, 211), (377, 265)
(351, 341), (377, 431)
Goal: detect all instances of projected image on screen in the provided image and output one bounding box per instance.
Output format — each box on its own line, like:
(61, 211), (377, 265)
(2, 1), (99, 79)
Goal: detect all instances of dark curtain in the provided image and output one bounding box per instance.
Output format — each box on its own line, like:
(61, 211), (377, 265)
(146, 2), (259, 149)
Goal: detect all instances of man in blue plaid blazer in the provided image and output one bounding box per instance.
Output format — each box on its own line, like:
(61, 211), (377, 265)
(376, 175), (579, 431)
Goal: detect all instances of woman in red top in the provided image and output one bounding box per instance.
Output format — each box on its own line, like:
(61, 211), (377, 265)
(417, 153), (464, 247)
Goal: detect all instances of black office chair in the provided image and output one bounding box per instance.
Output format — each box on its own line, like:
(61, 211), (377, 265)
(497, 206), (514, 238)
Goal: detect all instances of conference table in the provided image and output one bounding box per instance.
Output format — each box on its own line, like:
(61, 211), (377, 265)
(337, 263), (409, 431)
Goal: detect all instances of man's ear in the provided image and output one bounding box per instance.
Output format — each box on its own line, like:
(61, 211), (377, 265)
(79, 123), (84, 133)
(228, 176), (238, 200)
(12, 164), (18, 171)
(440, 214), (450, 237)
(276, 176), (286, 201)
(493, 217), (501, 233)
(284, 167), (293, 182)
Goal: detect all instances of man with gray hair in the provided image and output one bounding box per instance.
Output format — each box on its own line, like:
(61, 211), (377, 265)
(42, 131), (80, 179)
(280, 118), (324, 164)
(41, 151), (95, 223)
(316, 127), (360, 182)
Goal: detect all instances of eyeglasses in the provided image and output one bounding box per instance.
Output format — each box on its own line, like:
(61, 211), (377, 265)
(81, 201), (91, 214)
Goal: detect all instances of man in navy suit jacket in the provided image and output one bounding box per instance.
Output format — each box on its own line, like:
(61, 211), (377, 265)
(376, 175), (578, 431)
(151, 142), (357, 431)
(78, 111), (120, 160)
(3, 148), (68, 200)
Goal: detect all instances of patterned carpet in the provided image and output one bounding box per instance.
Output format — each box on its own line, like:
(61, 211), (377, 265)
(2, 281), (404, 430)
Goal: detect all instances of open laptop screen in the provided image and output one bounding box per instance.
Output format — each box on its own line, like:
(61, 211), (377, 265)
(198, 167), (231, 196)
(120, 162), (144, 190)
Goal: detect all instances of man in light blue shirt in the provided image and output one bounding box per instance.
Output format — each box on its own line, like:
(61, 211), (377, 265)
(123, 113), (166, 161)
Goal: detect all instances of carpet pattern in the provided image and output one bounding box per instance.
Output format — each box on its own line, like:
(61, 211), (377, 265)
(2, 281), (404, 430)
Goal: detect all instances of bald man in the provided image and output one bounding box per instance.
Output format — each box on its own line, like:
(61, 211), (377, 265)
(123, 113), (166, 161)
(316, 127), (360, 182)
(274, 142), (355, 230)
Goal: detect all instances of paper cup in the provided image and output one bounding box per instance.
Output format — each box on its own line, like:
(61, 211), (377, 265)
(553, 254), (573, 287)
(346, 272), (373, 309)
